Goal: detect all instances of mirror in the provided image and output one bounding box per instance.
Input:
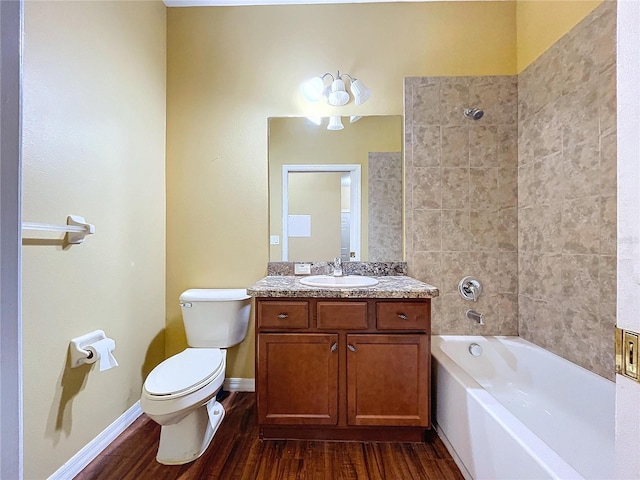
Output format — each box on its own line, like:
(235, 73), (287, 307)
(268, 115), (403, 262)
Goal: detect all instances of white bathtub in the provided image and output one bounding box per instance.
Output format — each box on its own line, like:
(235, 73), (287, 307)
(432, 335), (615, 480)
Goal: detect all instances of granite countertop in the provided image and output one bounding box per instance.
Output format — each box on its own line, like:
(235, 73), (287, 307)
(247, 275), (439, 299)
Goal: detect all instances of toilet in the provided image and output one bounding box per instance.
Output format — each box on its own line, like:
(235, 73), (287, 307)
(140, 288), (251, 465)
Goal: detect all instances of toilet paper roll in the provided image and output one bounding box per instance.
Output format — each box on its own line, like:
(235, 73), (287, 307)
(86, 338), (119, 372)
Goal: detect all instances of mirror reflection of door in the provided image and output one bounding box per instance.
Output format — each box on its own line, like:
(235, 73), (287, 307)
(288, 171), (342, 262)
(339, 172), (351, 262)
(282, 165), (361, 262)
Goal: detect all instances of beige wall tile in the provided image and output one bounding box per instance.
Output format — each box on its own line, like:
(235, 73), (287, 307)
(412, 209), (441, 252)
(518, 163), (535, 208)
(498, 252), (518, 293)
(441, 77), (469, 126)
(412, 82), (440, 125)
(413, 167), (441, 209)
(470, 125), (499, 167)
(534, 203), (563, 253)
(497, 163), (518, 209)
(533, 101), (563, 157)
(599, 65), (617, 136)
(562, 196), (600, 254)
(470, 167), (499, 209)
(442, 209), (470, 252)
(497, 206), (518, 251)
(534, 153), (564, 206)
(600, 194), (617, 256)
(600, 129), (617, 196)
(442, 167), (469, 209)
(470, 209), (499, 251)
(441, 126), (469, 167)
(413, 125), (441, 167)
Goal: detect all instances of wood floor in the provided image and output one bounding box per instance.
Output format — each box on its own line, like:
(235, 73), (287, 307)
(75, 392), (464, 480)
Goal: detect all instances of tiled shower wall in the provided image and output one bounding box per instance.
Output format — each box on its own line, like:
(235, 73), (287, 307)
(368, 152), (403, 261)
(404, 1), (616, 379)
(404, 76), (519, 336)
(517, 1), (616, 379)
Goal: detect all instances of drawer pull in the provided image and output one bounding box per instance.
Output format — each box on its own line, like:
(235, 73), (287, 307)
(277, 313), (288, 319)
(347, 344), (357, 352)
(397, 313), (408, 320)
(331, 342), (338, 352)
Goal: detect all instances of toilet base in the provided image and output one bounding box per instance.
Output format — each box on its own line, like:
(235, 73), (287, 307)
(155, 398), (226, 465)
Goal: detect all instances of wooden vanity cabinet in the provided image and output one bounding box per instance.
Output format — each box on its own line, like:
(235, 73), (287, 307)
(255, 297), (431, 441)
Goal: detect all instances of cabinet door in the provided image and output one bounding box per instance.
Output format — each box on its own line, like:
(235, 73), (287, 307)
(346, 334), (429, 427)
(257, 333), (338, 425)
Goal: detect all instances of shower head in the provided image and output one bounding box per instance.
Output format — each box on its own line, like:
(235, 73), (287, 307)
(464, 108), (484, 120)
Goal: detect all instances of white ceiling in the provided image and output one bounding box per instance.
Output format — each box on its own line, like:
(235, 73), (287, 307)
(163, 0), (507, 7)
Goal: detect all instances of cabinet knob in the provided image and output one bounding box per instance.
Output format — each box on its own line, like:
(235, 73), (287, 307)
(347, 344), (357, 352)
(277, 313), (288, 319)
(331, 342), (338, 352)
(397, 313), (408, 320)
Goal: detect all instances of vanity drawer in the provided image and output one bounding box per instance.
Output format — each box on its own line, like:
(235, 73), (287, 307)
(317, 301), (368, 330)
(258, 301), (309, 329)
(376, 302), (429, 331)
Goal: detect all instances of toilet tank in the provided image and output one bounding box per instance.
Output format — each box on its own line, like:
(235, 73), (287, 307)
(179, 289), (251, 348)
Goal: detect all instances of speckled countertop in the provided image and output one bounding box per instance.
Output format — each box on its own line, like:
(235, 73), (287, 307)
(247, 275), (439, 299)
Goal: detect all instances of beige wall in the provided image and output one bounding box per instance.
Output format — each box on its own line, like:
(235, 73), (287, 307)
(22, 1), (166, 478)
(516, 0), (604, 72)
(166, 1), (517, 377)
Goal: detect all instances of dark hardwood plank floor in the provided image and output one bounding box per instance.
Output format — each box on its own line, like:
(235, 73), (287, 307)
(75, 392), (463, 480)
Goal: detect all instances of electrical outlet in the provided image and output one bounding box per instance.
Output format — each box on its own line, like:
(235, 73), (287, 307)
(270, 235), (280, 245)
(294, 263), (311, 275)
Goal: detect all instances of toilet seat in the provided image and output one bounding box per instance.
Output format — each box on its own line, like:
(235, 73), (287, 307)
(144, 348), (224, 400)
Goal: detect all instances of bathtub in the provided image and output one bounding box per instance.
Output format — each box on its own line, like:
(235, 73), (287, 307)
(432, 335), (615, 480)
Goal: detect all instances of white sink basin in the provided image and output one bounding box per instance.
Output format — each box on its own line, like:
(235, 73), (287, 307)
(299, 275), (379, 288)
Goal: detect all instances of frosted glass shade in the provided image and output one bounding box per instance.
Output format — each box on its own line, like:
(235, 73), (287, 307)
(328, 78), (350, 106)
(350, 79), (372, 105)
(301, 76), (324, 102)
(327, 116), (344, 130)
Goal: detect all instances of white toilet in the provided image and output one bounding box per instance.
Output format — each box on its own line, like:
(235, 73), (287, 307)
(140, 288), (251, 465)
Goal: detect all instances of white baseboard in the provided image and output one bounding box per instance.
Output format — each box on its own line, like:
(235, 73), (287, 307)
(48, 401), (143, 480)
(223, 377), (255, 392)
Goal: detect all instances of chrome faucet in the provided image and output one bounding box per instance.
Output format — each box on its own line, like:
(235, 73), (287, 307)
(333, 256), (343, 277)
(466, 309), (485, 326)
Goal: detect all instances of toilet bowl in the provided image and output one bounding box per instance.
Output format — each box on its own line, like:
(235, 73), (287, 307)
(140, 289), (250, 465)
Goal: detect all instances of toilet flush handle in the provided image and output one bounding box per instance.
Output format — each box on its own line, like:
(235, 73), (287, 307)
(180, 302), (192, 308)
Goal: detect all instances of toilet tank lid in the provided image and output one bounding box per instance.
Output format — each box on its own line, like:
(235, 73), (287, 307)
(180, 289), (250, 302)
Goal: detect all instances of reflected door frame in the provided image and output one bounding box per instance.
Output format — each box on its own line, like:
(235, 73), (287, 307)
(282, 164), (361, 261)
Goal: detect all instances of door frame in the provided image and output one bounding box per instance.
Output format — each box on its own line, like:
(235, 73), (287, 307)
(281, 164), (361, 261)
(0, 1), (23, 479)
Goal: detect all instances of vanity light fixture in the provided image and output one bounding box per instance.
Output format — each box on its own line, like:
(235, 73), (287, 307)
(301, 71), (372, 106)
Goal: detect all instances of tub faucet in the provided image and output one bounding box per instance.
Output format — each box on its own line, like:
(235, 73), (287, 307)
(466, 309), (484, 326)
(333, 256), (343, 277)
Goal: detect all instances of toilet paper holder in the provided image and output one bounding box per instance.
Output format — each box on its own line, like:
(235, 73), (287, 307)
(69, 329), (110, 368)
